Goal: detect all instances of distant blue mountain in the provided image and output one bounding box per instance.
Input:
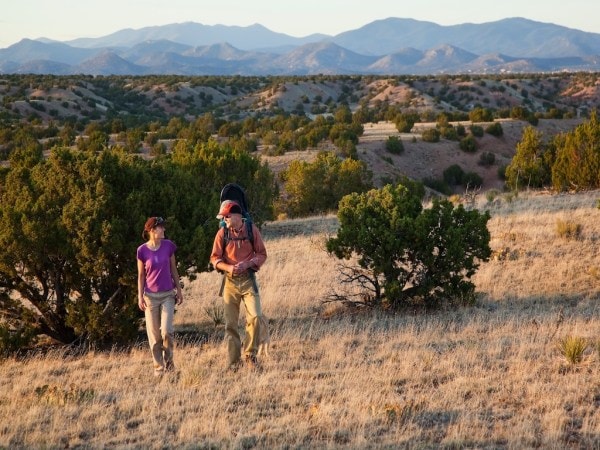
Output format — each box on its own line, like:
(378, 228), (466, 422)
(1, 18), (599, 75)
(331, 17), (600, 58)
(65, 22), (328, 51)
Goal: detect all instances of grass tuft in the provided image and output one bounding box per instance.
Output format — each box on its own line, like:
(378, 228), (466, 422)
(555, 219), (582, 240)
(557, 335), (587, 365)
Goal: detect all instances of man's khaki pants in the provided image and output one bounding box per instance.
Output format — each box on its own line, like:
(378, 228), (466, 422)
(143, 290), (175, 374)
(223, 274), (264, 365)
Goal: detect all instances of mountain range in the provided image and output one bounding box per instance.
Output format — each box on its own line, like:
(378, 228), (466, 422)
(1, 17), (600, 75)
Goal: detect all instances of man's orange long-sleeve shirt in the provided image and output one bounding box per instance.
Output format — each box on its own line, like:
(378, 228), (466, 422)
(210, 223), (267, 271)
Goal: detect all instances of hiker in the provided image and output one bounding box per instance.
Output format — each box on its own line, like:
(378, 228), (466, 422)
(210, 200), (268, 369)
(137, 216), (184, 377)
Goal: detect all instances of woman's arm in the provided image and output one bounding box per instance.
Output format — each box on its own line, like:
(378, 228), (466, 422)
(137, 258), (146, 311)
(170, 254), (184, 305)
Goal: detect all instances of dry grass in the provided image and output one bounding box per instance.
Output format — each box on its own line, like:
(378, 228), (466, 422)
(1, 191), (600, 449)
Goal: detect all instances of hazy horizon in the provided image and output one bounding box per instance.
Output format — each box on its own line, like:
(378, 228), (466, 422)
(2, 0), (599, 48)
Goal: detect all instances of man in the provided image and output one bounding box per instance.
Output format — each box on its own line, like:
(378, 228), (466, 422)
(210, 200), (268, 369)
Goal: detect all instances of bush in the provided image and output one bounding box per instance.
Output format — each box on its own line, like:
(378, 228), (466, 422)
(469, 107), (494, 122)
(150, 142), (167, 157)
(469, 125), (484, 137)
(478, 152), (496, 167)
(459, 135), (477, 152)
(394, 114), (415, 133)
(421, 128), (440, 143)
(485, 122), (504, 137)
(462, 172), (484, 188)
(385, 136), (404, 155)
(443, 164), (465, 186)
(326, 182), (491, 308)
(279, 151), (373, 217)
(440, 126), (458, 141)
(423, 177), (452, 195)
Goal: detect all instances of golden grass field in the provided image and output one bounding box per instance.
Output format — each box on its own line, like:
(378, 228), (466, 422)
(1, 190), (599, 449)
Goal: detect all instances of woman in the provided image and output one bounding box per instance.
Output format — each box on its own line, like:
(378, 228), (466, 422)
(137, 216), (183, 377)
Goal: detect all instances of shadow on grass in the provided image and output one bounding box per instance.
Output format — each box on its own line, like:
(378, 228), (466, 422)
(6, 291), (597, 362)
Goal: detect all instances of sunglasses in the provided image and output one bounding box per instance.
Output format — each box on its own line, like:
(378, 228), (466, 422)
(151, 217), (165, 228)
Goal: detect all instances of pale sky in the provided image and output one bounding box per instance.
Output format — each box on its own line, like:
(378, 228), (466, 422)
(2, 0), (599, 48)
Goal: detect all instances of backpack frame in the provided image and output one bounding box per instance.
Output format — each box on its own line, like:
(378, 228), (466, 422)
(219, 183), (254, 246)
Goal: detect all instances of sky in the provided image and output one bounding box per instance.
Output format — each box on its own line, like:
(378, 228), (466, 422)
(2, 0), (600, 48)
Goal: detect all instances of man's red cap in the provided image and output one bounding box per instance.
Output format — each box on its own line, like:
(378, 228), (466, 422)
(216, 200), (242, 219)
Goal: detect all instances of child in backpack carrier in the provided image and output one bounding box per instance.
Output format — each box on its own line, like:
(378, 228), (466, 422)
(210, 199), (269, 369)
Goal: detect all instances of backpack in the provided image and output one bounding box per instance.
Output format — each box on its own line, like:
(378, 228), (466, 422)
(219, 183), (254, 246)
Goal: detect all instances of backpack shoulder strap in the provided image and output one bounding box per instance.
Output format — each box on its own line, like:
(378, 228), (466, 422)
(245, 219), (254, 245)
(222, 225), (230, 246)
(221, 221), (254, 247)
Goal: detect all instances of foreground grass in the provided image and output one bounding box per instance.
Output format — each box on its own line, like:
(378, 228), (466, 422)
(1, 191), (599, 449)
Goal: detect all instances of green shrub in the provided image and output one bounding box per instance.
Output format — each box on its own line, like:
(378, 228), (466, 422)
(443, 164), (465, 186)
(440, 126), (458, 141)
(395, 115), (415, 133)
(421, 128), (440, 143)
(459, 135), (477, 152)
(557, 335), (587, 365)
(469, 125), (484, 137)
(485, 122), (504, 137)
(326, 182), (491, 308)
(462, 172), (483, 188)
(468, 107), (494, 122)
(478, 152), (496, 166)
(280, 151), (373, 217)
(423, 177), (452, 195)
(385, 136), (404, 155)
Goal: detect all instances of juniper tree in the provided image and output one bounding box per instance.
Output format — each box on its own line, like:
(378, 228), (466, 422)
(326, 182), (491, 308)
(0, 143), (275, 349)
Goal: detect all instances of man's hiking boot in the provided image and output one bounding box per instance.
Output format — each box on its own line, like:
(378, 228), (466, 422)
(244, 354), (259, 370)
(226, 360), (242, 373)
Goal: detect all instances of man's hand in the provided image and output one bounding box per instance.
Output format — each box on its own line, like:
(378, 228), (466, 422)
(232, 261), (251, 276)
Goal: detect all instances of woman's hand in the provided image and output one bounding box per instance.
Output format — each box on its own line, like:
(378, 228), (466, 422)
(138, 296), (147, 311)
